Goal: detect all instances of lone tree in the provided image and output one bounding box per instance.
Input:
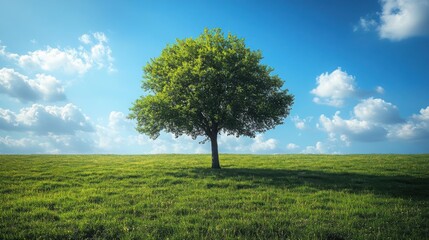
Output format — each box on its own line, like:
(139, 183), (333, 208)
(129, 28), (293, 169)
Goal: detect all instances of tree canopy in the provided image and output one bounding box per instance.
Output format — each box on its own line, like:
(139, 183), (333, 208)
(129, 28), (294, 168)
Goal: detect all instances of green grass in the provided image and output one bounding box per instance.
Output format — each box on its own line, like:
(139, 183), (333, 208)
(1, 154), (428, 239)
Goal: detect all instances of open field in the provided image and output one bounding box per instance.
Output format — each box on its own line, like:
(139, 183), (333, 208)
(1, 154), (428, 239)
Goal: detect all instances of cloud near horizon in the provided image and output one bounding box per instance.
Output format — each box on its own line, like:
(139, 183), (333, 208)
(0, 105), (283, 154)
(310, 66), (429, 151)
(0, 32), (119, 154)
(0, 133), (95, 154)
(388, 106), (429, 140)
(0, 32), (115, 75)
(318, 99), (429, 144)
(0, 103), (93, 135)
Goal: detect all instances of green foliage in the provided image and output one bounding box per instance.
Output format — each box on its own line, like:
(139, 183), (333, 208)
(129, 28), (294, 140)
(1, 154), (429, 239)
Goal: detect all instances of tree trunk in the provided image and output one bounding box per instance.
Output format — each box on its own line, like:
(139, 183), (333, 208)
(210, 134), (221, 169)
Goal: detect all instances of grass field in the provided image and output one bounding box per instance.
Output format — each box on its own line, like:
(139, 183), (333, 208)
(0, 154), (428, 239)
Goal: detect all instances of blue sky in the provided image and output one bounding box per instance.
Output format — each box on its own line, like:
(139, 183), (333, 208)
(1, 0), (428, 154)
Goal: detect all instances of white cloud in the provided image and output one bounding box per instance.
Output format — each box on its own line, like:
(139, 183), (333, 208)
(217, 132), (279, 153)
(339, 134), (351, 146)
(413, 106), (429, 121)
(354, 98), (403, 124)
(0, 42), (5, 55)
(311, 68), (357, 107)
(0, 104), (93, 134)
(16, 47), (92, 75)
(170, 134), (209, 154)
(0, 42), (19, 60)
(0, 133), (95, 154)
(379, 0), (429, 40)
(356, 0), (429, 40)
(250, 134), (277, 152)
(88, 32), (115, 72)
(93, 32), (108, 42)
(0, 68), (65, 102)
(108, 111), (132, 131)
(319, 111), (388, 142)
(355, 17), (378, 32)
(0, 32), (115, 75)
(311, 68), (387, 107)
(375, 86), (385, 94)
(286, 143), (299, 150)
(0, 136), (46, 153)
(389, 123), (423, 140)
(0, 109), (211, 154)
(302, 141), (325, 154)
(388, 106), (429, 140)
(79, 34), (92, 44)
(95, 111), (137, 150)
(93, 111), (209, 154)
(295, 121), (305, 130)
(291, 116), (312, 130)
(318, 96), (429, 145)
(218, 134), (248, 152)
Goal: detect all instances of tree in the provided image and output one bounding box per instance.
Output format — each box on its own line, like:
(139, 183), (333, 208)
(129, 28), (294, 169)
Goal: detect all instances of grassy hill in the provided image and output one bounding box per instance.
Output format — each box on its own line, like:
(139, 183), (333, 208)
(1, 154), (428, 239)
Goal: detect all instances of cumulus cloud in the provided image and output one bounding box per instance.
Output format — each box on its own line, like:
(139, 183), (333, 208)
(169, 134), (209, 154)
(318, 98), (400, 142)
(218, 134), (248, 152)
(388, 106), (429, 140)
(413, 106), (429, 121)
(0, 32), (115, 75)
(311, 68), (357, 107)
(0, 136), (46, 153)
(85, 32), (115, 71)
(311, 68), (387, 107)
(318, 97), (429, 145)
(0, 104), (93, 134)
(318, 98), (401, 142)
(107, 111), (133, 131)
(96, 111), (135, 150)
(291, 116), (312, 130)
(286, 143), (299, 150)
(379, 0), (429, 40)
(355, 0), (429, 40)
(16, 47), (92, 75)
(354, 98), (403, 124)
(250, 134), (277, 152)
(0, 104), (96, 154)
(94, 111), (209, 154)
(0, 134), (94, 154)
(319, 111), (388, 142)
(302, 141), (325, 154)
(217, 132), (278, 153)
(0, 68), (65, 102)
(1, 110), (130, 154)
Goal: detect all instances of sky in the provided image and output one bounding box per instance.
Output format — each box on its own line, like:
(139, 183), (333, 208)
(0, 0), (429, 154)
